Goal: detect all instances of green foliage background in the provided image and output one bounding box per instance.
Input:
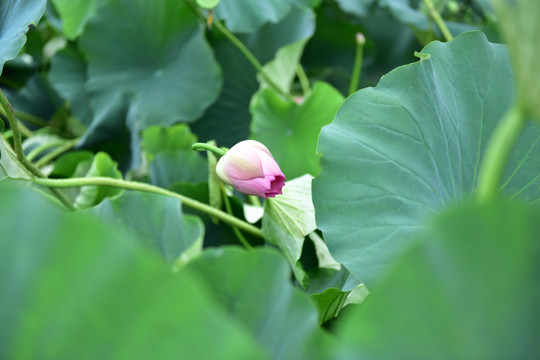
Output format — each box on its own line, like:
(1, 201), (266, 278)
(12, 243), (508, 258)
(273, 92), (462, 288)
(1, 0), (539, 358)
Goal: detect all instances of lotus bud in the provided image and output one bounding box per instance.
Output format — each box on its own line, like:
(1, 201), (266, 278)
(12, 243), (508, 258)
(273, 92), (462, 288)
(216, 140), (285, 198)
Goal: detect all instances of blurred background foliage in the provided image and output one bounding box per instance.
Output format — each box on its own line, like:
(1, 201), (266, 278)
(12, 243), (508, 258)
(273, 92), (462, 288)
(1, 0), (539, 358)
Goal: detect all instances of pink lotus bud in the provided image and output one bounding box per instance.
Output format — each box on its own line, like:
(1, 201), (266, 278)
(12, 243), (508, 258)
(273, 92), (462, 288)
(216, 140), (285, 199)
(355, 32), (365, 46)
(293, 96), (304, 105)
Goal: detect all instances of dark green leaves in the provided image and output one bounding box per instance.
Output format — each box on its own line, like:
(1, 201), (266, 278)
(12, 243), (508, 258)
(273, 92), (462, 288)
(192, 7), (315, 147)
(79, 0), (222, 129)
(337, 200), (540, 359)
(335, 0), (373, 16)
(186, 247), (330, 360)
(49, 46), (93, 126)
(0, 0), (46, 74)
(50, 0), (100, 39)
(214, 0), (298, 33)
(88, 191), (204, 265)
(0, 183), (266, 359)
(313, 31), (540, 286)
(251, 82), (343, 179)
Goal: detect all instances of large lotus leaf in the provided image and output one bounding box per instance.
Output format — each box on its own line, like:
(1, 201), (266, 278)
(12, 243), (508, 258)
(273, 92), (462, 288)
(87, 191), (204, 265)
(192, 8), (315, 147)
(79, 0), (222, 131)
(251, 82), (344, 179)
(0, 183), (265, 359)
(185, 247), (333, 360)
(0, 0), (46, 74)
(50, 0), (100, 39)
(313, 31), (540, 286)
(336, 200), (540, 359)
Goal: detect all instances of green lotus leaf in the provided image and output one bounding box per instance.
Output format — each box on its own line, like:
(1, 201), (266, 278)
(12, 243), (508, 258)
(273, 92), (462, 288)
(313, 31), (540, 286)
(337, 200), (540, 358)
(0, 0), (46, 74)
(79, 0), (222, 131)
(251, 82), (344, 179)
(88, 190), (204, 265)
(0, 183), (265, 359)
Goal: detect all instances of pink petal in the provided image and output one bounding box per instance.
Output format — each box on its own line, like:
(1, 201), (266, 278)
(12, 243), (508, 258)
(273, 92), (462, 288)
(215, 156), (232, 184)
(224, 147), (264, 180)
(237, 140), (273, 158)
(232, 176), (274, 198)
(215, 140), (286, 198)
(264, 175), (285, 198)
(257, 149), (284, 177)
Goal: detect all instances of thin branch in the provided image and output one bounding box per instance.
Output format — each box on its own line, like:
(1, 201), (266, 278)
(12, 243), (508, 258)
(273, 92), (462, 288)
(184, 0), (295, 102)
(0, 89), (24, 161)
(33, 176), (265, 238)
(423, 0), (454, 42)
(222, 188), (253, 249)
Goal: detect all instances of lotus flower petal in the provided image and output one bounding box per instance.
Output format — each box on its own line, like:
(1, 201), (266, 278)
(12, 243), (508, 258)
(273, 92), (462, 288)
(216, 140), (285, 198)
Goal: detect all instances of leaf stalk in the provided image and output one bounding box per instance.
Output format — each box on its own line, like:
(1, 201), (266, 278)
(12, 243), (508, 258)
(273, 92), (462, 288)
(32, 176), (265, 239)
(476, 105), (526, 202)
(423, 0), (454, 42)
(348, 33), (365, 96)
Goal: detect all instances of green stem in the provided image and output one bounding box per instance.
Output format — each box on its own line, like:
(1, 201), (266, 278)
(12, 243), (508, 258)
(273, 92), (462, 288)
(222, 189), (253, 250)
(22, 156), (76, 211)
(211, 20), (295, 102)
(34, 138), (79, 168)
(348, 33), (365, 96)
(17, 120), (33, 138)
(296, 64), (311, 96)
(247, 194), (262, 207)
(27, 140), (67, 161)
(476, 106), (525, 202)
(0, 89), (24, 162)
(32, 176), (265, 238)
(2, 130), (12, 140)
(184, 0), (292, 100)
(192, 142), (226, 156)
(0, 89), (75, 210)
(15, 110), (49, 128)
(423, 0), (453, 42)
